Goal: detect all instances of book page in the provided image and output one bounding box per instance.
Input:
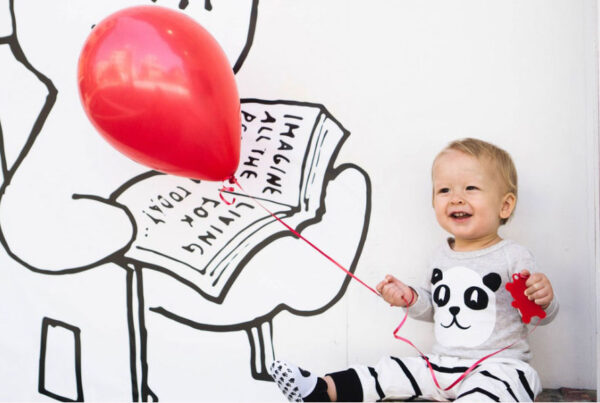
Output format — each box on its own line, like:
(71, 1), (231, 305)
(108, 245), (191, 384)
(236, 100), (321, 206)
(118, 101), (347, 302)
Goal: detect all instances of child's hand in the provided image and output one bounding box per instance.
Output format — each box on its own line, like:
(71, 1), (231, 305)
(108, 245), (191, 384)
(521, 269), (554, 309)
(376, 275), (416, 307)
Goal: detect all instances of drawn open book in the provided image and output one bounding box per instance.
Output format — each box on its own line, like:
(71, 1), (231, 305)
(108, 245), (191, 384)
(116, 100), (348, 303)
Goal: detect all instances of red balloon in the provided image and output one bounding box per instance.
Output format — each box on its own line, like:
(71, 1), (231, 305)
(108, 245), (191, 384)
(78, 6), (241, 181)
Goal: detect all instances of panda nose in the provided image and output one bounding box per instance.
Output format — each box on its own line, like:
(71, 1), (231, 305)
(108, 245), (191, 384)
(449, 306), (460, 316)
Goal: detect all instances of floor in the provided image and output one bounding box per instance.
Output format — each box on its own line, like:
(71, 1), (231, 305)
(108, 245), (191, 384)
(535, 388), (597, 402)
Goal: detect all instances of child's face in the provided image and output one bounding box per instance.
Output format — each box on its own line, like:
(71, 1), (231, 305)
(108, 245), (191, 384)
(432, 150), (515, 250)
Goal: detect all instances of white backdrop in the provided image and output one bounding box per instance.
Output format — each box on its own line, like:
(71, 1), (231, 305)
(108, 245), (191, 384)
(0, 0), (597, 401)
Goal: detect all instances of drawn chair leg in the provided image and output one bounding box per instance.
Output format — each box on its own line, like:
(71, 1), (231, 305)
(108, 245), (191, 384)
(126, 263), (159, 402)
(245, 320), (275, 381)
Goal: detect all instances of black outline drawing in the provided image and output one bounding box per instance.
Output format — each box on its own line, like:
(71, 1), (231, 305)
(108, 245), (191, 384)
(39, 317), (84, 402)
(0, 1), (372, 401)
(148, 0), (258, 74)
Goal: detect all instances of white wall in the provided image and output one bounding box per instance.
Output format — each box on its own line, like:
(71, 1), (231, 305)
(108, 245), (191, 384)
(596, 0), (600, 396)
(0, 0), (597, 400)
(241, 0), (597, 389)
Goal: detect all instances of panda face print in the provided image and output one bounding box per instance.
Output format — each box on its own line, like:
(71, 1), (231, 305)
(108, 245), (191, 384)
(431, 266), (501, 348)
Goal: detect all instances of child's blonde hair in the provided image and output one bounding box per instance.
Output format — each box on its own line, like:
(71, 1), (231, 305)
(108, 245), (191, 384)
(433, 137), (518, 225)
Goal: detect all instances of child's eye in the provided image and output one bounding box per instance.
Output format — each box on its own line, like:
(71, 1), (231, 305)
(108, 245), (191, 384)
(437, 188), (450, 194)
(466, 186), (479, 191)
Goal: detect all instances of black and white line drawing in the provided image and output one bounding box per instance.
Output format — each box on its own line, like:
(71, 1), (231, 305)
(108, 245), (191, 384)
(0, 1), (371, 401)
(39, 317), (84, 402)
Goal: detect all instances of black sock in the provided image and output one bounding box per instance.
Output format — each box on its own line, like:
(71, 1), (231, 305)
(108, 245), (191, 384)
(303, 377), (331, 402)
(326, 369), (363, 402)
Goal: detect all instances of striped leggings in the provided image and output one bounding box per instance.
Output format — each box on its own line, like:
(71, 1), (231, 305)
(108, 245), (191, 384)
(327, 355), (542, 401)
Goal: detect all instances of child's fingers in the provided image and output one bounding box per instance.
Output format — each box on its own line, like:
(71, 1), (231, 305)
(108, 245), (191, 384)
(525, 274), (549, 295)
(525, 272), (543, 288)
(534, 290), (552, 308)
(521, 271), (554, 308)
(526, 284), (549, 301)
(376, 275), (413, 307)
(395, 288), (410, 306)
(535, 296), (551, 308)
(382, 284), (410, 307)
(378, 282), (395, 301)
(390, 289), (404, 306)
(527, 286), (548, 301)
(526, 284), (553, 308)
(525, 281), (542, 297)
(376, 275), (394, 293)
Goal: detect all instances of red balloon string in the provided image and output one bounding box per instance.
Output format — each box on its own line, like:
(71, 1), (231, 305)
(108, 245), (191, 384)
(228, 176), (381, 297)
(226, 176), (540, 391)
(219, 185), (236, 205)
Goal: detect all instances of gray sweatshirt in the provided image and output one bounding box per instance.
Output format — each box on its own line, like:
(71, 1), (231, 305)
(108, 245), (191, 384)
(409, 239), (558, 362)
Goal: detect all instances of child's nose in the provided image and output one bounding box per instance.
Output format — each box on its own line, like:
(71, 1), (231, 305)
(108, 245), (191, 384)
(450, 193), (465, 205)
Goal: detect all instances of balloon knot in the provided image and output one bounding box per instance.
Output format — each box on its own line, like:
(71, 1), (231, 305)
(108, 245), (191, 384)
(219, 184), (236, 205)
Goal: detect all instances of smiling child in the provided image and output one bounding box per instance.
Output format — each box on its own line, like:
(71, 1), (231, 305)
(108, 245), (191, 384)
(268, 138), (558, 402)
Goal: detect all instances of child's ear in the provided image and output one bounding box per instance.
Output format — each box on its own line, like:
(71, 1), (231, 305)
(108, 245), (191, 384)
(499, 192), (516, 220)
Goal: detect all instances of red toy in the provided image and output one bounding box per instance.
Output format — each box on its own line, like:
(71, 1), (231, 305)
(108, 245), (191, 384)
(505, 273), (546, 324)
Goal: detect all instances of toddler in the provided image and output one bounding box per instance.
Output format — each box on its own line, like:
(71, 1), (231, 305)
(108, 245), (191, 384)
(268, 138), (558, 402)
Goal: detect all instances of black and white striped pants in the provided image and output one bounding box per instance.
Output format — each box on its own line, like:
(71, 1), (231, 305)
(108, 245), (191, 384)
(327, 355), (542, 401)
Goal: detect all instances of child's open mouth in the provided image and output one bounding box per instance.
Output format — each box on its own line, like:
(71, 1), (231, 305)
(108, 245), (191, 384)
(450, 212), (472, 221)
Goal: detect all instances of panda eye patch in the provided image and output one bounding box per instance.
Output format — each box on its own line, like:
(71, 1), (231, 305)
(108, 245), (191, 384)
(433, 285), (450, 307)
(464, 286), (489, 310)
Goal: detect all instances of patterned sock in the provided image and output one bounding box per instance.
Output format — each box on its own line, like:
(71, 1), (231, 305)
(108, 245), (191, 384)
(268, 360), (330, 402)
